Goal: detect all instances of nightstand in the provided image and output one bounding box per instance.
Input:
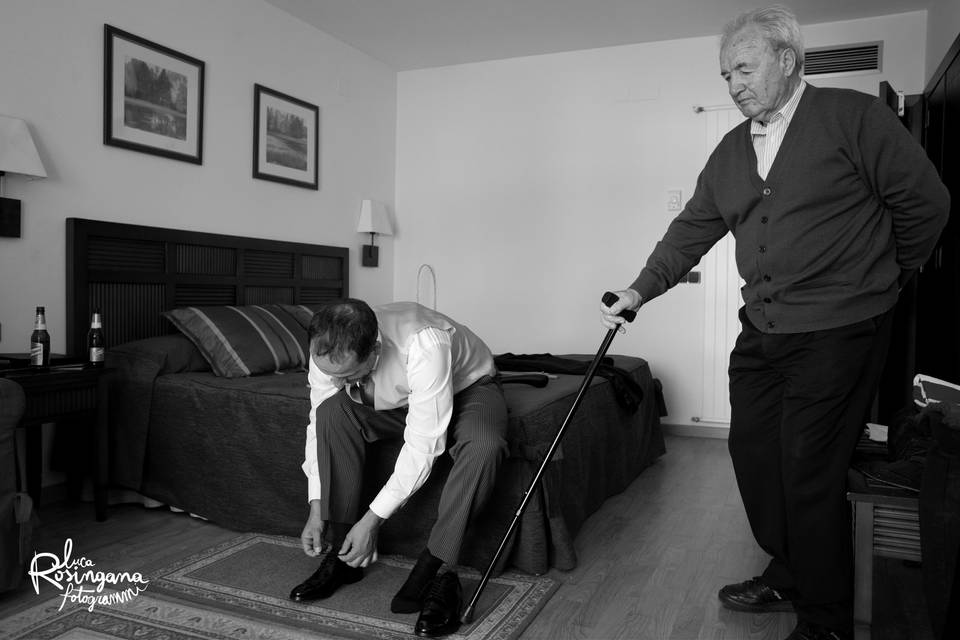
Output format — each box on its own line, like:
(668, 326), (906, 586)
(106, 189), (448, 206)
(0, 364), (113, 521)
(847, 458), (922, 640)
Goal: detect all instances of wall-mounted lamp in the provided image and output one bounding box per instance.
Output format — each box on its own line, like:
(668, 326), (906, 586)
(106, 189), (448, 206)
(356, 199), (393, 267)
(0, 115), (47, 238)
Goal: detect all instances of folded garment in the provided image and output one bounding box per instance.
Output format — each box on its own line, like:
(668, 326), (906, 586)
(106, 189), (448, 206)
(852, 458), (923, 493)
(494, 353), (643, 412)
(929, 402), (960, 457)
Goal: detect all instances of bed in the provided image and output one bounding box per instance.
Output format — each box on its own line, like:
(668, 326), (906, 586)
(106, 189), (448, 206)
(65, 217), (666, 575)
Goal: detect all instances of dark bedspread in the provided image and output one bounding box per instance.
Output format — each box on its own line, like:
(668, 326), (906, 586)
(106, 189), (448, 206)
(108, 337), (666, 574)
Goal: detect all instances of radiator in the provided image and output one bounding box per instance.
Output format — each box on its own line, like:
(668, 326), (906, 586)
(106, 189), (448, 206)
(694, 106), (744, 425)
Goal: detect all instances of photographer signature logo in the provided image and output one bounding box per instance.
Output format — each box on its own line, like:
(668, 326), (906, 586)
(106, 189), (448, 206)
(29, 538), (150, 612)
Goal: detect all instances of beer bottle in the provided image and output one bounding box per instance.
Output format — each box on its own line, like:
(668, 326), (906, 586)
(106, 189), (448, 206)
(30, 306), (51, 367)
(87, 309), (105, 367)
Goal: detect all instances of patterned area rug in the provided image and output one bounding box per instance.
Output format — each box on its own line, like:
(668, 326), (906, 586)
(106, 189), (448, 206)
(2, 534), (558, 640)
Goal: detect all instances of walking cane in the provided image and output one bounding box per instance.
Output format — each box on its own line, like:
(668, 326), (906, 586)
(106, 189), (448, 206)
(460, 291), (637, 624)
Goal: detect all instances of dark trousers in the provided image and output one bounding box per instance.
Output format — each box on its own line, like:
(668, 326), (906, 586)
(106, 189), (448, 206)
(314, 376), (508, 566)
(728, 307), (894, 632)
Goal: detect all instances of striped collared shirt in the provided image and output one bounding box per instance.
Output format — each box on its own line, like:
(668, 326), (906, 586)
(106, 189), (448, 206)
(751, 80), (806, 180)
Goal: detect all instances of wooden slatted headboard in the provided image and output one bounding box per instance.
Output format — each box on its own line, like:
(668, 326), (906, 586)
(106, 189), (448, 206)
(65, 218), (349, 356)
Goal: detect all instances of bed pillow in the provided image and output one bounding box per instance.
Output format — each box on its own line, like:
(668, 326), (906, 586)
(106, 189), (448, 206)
(163, 304), (308, 377)
(279, 303), (325, 330)
(108, 334), (211, 375)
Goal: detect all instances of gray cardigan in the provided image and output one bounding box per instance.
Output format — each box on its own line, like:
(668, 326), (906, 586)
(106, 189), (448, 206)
(631, 84), (950, 334)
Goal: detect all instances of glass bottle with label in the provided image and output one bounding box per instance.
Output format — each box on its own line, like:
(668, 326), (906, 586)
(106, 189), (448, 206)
(87, 309), (105, 367)
(30, 306), (51, 367)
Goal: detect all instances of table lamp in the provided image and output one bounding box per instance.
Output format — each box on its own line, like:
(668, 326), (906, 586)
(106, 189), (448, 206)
(0, 115), (47, 238)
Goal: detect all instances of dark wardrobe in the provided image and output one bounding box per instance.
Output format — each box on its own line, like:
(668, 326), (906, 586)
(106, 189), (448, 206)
(916, 34), (960, 386)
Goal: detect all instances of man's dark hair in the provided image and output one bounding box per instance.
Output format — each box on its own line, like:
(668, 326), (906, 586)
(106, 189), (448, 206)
(308, 298), (378, 364)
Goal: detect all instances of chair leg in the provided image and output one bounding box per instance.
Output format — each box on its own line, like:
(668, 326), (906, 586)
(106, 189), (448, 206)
(853, 500), (874, 640)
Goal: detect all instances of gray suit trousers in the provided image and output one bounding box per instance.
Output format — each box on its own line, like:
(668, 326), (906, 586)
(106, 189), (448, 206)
(313, 376), (508, 565)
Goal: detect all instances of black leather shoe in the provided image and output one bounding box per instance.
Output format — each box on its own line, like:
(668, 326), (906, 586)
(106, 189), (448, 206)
(391, 552), (442, 613)
(718, 577), (795, 612)
(391, 586), (427, 614)
(289, 551), (363, 602)
(785, 621), (852, 640)
(414, 571), (462, 637)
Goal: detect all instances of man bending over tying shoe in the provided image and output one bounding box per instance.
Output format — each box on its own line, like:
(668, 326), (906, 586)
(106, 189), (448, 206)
(290, 298), (508, 638)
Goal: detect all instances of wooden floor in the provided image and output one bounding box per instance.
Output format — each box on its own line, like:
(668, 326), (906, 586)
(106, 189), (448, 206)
(0, 435), (930, 640)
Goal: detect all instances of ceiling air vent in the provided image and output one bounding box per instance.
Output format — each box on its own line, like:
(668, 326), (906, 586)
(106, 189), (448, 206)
(804, 41), (882, 77)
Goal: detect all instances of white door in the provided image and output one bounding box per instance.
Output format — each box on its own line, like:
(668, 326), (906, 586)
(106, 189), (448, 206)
(696, 107), (743, 425)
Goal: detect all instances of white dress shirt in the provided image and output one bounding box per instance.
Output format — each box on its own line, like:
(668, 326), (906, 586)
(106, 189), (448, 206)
(302, 327), (454, 519)
(751, 80), (806, 180)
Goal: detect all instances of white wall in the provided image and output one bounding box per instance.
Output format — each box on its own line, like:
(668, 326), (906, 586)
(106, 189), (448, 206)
(0, 0), (396, 491)
(927, 0), (960, 85)
(395, 12), (928, 430)
(0, 0), (397, 356)
(1, 2), (942, 448)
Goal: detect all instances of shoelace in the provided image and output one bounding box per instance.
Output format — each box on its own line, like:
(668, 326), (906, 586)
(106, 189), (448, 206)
(424, 573), (457, 603)
(318, 549), (342, 572)
(749, 577), (786, 600)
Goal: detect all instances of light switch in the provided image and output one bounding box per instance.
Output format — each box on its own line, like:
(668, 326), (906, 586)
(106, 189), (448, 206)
(667, 190), (683, 212)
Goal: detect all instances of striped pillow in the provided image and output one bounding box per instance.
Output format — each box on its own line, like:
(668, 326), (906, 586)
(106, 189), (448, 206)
(278, 303), (324, 330)
(163, 305), (308, 378)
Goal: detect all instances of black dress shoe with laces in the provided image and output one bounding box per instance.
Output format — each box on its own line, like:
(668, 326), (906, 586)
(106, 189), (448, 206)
(785, 621), (852, 640)
(289, 551), (363, 602)
(414, 571), (462, 637)
(391, 550), (442, 613)
(718, 577), (795, 612)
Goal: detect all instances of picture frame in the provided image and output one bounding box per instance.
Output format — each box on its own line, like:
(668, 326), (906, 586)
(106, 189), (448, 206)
(253, 84), (319, 190)
(103, 24), (205, 164)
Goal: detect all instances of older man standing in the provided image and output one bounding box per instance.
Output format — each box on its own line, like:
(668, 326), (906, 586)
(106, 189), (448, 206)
(602, 5), (949, 640)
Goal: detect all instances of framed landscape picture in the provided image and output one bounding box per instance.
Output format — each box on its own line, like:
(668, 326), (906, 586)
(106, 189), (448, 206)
(103, 25), (205, 164)
(253, 84), (319, 190)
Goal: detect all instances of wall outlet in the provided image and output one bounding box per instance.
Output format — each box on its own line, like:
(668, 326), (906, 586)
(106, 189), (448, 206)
(667, 189), (683, 212)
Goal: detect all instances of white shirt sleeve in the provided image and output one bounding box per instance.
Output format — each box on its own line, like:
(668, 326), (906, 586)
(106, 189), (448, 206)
(369, 327), (454, 519)
(302, 356), (339, 502)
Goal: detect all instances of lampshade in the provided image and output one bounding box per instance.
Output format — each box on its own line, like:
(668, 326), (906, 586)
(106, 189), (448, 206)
(356, 199), (393, 236)
(0, 115), (47, 178)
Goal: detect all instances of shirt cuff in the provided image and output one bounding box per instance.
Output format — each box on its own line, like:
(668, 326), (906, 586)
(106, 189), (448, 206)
(304, 463), (323, 503)
(368, 491), (401, 520)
